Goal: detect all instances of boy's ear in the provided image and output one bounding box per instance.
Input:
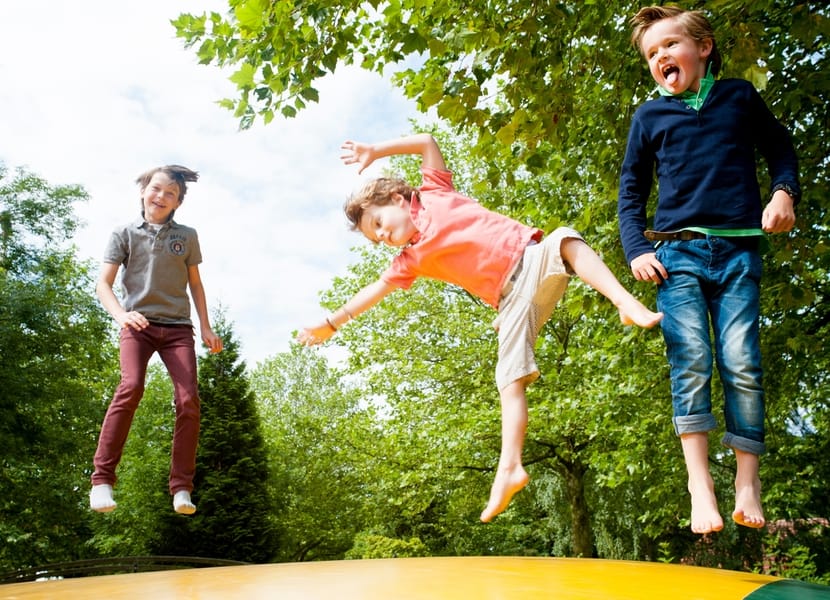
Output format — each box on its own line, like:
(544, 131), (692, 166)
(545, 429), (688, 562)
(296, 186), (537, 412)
(393, 192), (408, 206)
(699, 37), (713, 60)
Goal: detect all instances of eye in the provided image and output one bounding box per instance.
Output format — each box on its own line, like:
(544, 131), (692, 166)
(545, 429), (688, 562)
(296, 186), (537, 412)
(368, 217), (382, 244)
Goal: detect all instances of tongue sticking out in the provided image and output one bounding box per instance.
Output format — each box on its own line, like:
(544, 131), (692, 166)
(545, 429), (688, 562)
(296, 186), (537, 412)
(665, 68), (679, 86)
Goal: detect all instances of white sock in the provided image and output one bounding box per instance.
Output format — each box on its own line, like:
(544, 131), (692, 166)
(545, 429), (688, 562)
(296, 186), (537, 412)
(173, 490), (196, 515)
(90, 484), (116, 513)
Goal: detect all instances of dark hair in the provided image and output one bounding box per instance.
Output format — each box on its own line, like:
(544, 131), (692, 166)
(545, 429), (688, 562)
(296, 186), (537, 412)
(135, 165), (199, 203)
(344, 177), (419, 232)
(630, 5), (722, 76)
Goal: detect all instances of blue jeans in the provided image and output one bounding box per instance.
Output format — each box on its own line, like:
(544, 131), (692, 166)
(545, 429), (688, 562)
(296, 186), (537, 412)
(656, 237), (765, 455)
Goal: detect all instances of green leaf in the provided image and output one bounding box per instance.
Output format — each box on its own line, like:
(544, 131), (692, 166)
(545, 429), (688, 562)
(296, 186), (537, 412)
(299, 87), (320, 102)
(234, 0), (269, 33)
(229, 63), (256, 89)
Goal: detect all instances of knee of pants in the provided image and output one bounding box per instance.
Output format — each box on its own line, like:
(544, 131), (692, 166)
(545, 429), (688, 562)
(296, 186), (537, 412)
(112, 378), (145, 406)
(670, 376), (713, 421)
(173, 389), (200, 416)
(724, 396), (764, 443)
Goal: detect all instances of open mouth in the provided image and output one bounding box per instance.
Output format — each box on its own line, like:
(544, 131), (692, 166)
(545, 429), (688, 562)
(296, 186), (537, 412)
(662, 65), (680, 86)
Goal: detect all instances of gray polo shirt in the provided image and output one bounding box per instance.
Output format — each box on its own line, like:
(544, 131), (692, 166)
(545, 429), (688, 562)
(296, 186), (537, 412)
(103, 217), (202, 325)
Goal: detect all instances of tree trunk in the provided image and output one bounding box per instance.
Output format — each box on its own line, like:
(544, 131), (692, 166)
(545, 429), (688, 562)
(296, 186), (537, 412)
(565, 462), (593, 557)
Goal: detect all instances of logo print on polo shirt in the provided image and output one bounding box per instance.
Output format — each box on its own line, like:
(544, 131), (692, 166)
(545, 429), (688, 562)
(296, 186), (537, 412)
(168, 235), (186, 256)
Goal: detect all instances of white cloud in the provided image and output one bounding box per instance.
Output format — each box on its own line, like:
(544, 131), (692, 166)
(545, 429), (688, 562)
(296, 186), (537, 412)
(0, 0), (424, 366)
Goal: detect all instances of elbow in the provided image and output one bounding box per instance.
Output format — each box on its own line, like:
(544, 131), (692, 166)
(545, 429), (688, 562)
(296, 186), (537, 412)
(417, 132), (439, 149)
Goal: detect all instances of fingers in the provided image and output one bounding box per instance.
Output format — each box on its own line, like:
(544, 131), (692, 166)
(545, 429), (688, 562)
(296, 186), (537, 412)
(761, 210), (777, 232)
(633, 267), (662, 284)
(762, 194), (796, 233)
(122, 312), (149, 330)
(340, 140), (368, 173)
(340, 140), (356, 163)
(651, 261), (667, 283)
(762, 212), (795, 233)
(630, 254), (667, 285)
(297, 328), (321, 346)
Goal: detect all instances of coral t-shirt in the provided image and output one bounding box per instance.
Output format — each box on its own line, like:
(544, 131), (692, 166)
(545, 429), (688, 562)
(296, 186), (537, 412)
(381, 167), (542, 308)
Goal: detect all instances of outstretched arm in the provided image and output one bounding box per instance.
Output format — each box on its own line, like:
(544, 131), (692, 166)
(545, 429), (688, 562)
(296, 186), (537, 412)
(297, 278), (398, 346)
(340, 133), (446, 174)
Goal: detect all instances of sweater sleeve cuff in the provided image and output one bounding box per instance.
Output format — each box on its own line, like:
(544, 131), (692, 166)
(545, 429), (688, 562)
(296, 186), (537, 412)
(771, 182), (801, 205)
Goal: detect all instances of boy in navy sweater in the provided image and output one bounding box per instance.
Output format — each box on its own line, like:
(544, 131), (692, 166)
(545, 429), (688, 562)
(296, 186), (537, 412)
(618, 6), (800, 534)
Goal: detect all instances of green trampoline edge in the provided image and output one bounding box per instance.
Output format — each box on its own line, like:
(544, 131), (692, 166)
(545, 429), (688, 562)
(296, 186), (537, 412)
(745, 579), (830, 600)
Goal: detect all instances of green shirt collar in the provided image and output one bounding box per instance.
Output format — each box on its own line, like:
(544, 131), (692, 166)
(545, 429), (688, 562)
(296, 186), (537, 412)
(657, 64), (715, 111)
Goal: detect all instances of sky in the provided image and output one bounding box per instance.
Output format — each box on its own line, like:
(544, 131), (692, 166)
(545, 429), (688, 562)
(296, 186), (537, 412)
(0, 1), (425, 367)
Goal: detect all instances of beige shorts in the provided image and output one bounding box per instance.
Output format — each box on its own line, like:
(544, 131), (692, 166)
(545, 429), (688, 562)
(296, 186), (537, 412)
(492, 227), (583, 391)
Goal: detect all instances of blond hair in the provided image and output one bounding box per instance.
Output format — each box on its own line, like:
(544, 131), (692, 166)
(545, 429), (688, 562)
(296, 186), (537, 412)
(630, 5), (722, 76)
(344, 177), (419, 232)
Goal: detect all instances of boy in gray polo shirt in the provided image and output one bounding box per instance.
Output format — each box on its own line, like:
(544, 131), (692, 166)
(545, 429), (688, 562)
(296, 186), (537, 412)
(90, 165), (223, 515)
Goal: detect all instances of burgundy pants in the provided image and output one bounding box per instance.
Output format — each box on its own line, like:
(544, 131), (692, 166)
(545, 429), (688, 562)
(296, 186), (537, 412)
(92, 324), (200, 495)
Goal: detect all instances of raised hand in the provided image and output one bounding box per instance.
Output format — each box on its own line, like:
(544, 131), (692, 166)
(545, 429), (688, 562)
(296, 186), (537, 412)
(340, 140), (375, 174)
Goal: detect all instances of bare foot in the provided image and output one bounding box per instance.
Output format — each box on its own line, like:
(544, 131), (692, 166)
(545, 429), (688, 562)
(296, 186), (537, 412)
(480, 465), (529, 523)
(732, 480), (765, 529)
(689, 482), (723, 534)
(616, 296), (663, 329)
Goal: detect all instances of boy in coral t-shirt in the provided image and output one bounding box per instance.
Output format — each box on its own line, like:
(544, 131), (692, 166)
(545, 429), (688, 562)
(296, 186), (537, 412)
(300, 133), (662, 522)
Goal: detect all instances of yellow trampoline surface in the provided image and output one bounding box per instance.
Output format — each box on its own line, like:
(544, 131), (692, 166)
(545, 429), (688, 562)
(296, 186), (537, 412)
(1, 556), (829, 599)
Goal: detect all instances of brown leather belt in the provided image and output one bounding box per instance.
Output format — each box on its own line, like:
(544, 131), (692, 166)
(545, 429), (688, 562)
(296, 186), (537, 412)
(644, 229), (707, 241)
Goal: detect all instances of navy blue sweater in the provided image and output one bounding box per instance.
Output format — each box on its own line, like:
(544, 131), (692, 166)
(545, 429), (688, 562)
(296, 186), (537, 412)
(617, 78), (800, 265)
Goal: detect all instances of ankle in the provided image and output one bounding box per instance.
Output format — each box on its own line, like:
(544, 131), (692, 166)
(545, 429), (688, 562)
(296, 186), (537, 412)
(687, 473), (715, 491)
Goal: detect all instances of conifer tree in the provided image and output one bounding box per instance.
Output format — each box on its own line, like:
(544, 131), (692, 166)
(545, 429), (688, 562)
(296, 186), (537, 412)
(152, 313), (279, 562)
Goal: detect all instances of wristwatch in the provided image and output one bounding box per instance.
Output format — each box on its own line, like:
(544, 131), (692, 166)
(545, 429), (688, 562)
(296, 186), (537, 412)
(771, 182), (801, 204)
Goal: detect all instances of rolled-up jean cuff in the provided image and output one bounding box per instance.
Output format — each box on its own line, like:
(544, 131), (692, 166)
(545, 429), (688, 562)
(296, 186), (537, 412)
(722, 432), (766, 455)
(673, 414), (717, 436)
